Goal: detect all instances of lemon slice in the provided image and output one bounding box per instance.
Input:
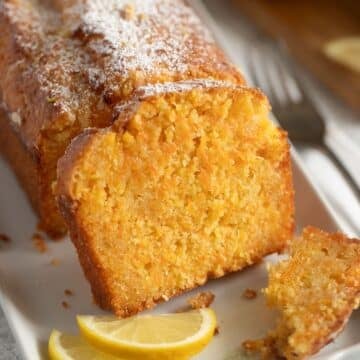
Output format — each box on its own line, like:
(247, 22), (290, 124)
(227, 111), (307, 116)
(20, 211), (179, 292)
(77, 309), (217, 360)
(48, 330), (119, 360)
(324, 36), (360, 73)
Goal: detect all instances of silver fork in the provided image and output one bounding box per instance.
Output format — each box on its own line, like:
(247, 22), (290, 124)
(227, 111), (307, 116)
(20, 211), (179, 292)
(246, 41), (360, 204)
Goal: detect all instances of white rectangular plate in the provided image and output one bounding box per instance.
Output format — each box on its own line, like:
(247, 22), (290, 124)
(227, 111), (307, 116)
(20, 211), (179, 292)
(0, 150), (359, 360)
(0, 1), (359, 358)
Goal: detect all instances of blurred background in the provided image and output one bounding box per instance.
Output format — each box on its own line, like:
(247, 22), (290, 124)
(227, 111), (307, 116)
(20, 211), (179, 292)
(200, 0), (360, 236)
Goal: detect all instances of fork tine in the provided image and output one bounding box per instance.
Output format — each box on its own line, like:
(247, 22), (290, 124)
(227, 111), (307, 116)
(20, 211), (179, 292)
(246, 47), (263, 88)
(262, 44), (288, 106)
(273, 48), (302, 103)
(246, 44), (279, 108)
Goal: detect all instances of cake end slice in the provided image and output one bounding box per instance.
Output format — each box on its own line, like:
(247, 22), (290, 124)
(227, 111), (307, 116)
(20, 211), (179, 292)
(244, 226), (360, 360)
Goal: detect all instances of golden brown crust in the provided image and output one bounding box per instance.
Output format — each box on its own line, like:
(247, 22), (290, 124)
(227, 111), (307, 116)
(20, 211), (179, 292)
(0, 106), (40, 212)
(57, 129), (117, 310)
(0, 0), (245, 238)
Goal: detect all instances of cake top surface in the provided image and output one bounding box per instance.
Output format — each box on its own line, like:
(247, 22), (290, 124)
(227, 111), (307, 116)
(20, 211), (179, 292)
(0, 0), (243, 149)
(65, 0), (213, 75)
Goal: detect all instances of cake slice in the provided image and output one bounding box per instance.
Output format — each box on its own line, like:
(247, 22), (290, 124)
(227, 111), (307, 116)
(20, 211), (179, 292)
(56, 81), (294, 317)
(244, 226), (360, 360)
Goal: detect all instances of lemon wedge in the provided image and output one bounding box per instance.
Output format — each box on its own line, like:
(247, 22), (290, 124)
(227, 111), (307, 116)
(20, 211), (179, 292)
(77, 308), (217, 360)
(324, 36), (360, 73)
(48, 329), (119, 360)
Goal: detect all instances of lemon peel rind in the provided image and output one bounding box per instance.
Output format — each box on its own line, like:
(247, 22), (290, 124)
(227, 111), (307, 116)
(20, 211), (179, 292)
(77, 309), (216, 360)
(48, 330), (70, 360)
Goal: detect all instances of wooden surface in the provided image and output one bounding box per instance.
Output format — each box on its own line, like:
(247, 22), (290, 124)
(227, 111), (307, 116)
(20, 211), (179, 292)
(233, 0), (360, 112)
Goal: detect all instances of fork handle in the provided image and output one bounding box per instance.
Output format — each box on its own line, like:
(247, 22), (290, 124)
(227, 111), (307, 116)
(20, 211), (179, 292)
(322, 142), (360, 204)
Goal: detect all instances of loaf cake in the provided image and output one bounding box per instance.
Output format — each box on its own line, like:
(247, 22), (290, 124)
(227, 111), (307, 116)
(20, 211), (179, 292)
(244, 227), (360, 359)
(56, 81), (294, 316)
(1, 0), (294, 316)
(0, 0), (243, 238)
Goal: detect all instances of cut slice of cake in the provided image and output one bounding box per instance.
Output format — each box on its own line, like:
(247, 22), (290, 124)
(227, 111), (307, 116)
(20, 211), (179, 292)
(56, 81), (294, 317)
(244, 226), (360, 360)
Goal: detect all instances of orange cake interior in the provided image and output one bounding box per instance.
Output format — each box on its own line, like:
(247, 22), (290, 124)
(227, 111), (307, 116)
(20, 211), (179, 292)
(57, 84), (294, 316)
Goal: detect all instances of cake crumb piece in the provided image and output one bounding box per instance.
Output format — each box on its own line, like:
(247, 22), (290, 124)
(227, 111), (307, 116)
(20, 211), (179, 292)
(0, 233), (11, 243)
(62, 301), (70, 309)
(214, 325), (220, 336)
(64, 289), (74, 296)
(49, 258), (60, 266)
(188, 291), (215, 309)
(242, 339), (259, 352)
(242, 338), (275, 358)
(32, 233), (47, 253)
(243, 288), (257, 300)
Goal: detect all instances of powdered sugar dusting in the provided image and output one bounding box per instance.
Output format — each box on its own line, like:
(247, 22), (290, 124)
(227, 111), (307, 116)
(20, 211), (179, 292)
(113, 79), (238, 118)
(136, 79), (237, 97)
(66, 0), (215, 76)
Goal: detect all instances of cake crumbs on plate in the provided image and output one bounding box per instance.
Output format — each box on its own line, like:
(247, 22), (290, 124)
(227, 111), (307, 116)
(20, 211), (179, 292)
(188, 291), (215, 309)
(64, 289), (74, 296)
(49, 258), (60, 266)
(214, 325), (220, 336)
(243, 288), (257, 300)
(242, 339), (259, 352)
(0, 233), (11, 243)
(32, 232), (48, 253)
(62, 301), (70, 309)
(242, 338), (275, 359)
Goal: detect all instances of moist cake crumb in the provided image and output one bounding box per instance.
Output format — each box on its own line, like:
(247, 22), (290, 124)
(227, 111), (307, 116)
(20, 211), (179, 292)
(64, 289), (74, 296)
(56, 86), (294, 317)
(243, 288), (257, 300)
(32, 233), (48, 253)
(188, 292), (215, 309)
(214, 326), (220, 336)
